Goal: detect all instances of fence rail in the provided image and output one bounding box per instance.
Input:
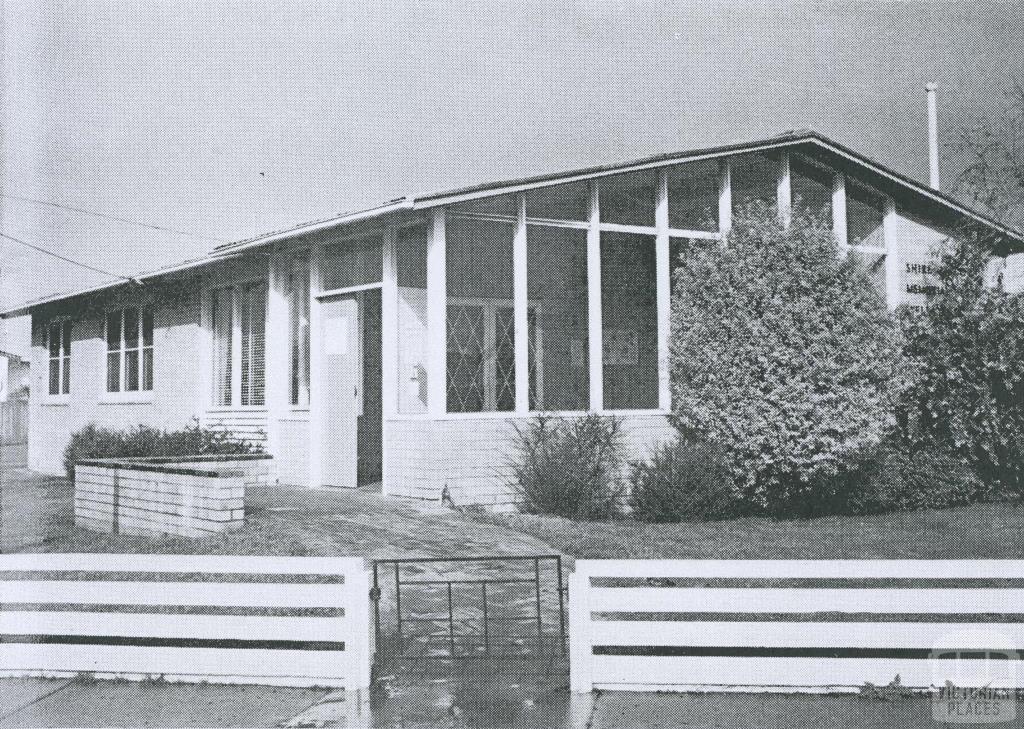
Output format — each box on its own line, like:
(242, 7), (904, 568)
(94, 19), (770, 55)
(569, 560), (1024, 693)
(0, 554), (373, 688)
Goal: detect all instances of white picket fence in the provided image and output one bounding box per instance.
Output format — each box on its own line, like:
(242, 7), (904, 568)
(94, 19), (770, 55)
(569, 560), (1024, 693)
(0, 554), (373, 688)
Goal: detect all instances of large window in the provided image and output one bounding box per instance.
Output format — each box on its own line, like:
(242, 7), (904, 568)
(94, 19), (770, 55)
(210, 281), (267, 407)
(106, 306), (154, 393)
(527, 225), (588, 411)
(286, 252), (310, 406)
(446, 216), (515, 412)
(601, 232), (658, 410)
(47, 320), (71, 396)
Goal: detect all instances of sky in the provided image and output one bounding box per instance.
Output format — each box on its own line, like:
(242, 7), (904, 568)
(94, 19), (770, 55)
(2, 0), (1023, 328)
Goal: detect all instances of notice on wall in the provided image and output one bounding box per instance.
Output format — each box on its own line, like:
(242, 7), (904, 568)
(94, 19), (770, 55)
(603, 329), (638, 366)
(0, 356), (7, 403)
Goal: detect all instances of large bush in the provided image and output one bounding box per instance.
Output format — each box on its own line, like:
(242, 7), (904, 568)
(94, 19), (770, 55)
(844, 445), (988, 515)
(64, 421), (260, 480)
(508, 414), (623, 520)
(628, 439), (738, 522)
(669, 202), (905, 509)
(900, 236), (1024, 494)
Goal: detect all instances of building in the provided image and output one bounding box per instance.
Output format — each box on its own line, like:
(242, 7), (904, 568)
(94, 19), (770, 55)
(4, 131), (1023, 504)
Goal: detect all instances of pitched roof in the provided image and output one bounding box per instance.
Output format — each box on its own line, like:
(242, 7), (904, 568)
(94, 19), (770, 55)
(4, 129), (1022, 317)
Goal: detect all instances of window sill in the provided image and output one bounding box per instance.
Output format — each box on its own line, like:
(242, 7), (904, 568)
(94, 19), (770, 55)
(99, 392), (154, 405)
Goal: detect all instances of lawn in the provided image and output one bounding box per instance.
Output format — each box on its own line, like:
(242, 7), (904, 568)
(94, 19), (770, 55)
(5, 468), (1024, 559)
(469, 500), (1024, 559)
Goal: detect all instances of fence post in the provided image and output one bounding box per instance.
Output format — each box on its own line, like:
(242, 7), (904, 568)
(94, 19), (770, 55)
(346, 561), (374, 689)
(568, 562), (593, 693)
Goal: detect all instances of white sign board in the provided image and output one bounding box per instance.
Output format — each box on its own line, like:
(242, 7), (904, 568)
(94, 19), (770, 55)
(0, 355), (8, 403)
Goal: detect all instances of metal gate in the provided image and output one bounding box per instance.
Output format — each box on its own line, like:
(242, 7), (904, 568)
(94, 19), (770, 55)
(371, 556), (567, 675)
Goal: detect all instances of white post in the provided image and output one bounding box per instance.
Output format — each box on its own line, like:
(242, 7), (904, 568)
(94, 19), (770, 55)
(426, 208), (447, 416)
(586, 182), (603, 412)
(777, 152), (792, 229)
(308, 243), (324, 488)
(883, 197), (901, 309)
(718, 158), (732, 239)
(381, 226), (398, 496)
(832, 172), (848, 258)
(344, 562), (374, 689)
(381, 226), (398, 418)
(513, 194), (529, 413)
(265, 251), (289, 462)
(568, 565), (594, 693)
(655, 171), (671, 411)
(926, 82), (940, 191)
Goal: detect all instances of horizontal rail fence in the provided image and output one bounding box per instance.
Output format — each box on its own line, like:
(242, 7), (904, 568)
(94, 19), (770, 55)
(570, 560), (1024, 693)
(0, 554), (373, 688)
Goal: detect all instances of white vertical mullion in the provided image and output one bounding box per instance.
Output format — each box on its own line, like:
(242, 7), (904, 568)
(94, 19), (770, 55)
(119, 310), (126, 392)
(883, 197), (900, 310)
(832, 172), (848, 258)
(308, 243), (325, 488)
(381, 226), (398, 417)
(587, 181), (603, 412)
(484, 304), (496, 411)
(265, 251), (289, 460)
(718, 158), (732, 239)
(426, 208), (447, 416)
(655, 170), (671, 412)
(513, 194), (529, 413)
(777, 152), (792, 228)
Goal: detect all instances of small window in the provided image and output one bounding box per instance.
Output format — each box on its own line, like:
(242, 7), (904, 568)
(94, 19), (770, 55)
(322, 235), (383, 291)
(48, 320), (71, 395)
(600, 170), (657, 227)
(667, 160), (719, 231)
(527, 181), (590, 222)
(105, 306), (154, 393)
(209, 282), (266, 407)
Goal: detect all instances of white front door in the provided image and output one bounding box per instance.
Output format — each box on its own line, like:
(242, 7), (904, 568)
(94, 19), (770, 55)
(320, 295), (360, 488)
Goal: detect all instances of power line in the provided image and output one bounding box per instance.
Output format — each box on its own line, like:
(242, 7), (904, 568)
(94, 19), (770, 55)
(2, 193), (229, 244)
(0, 231), (134, 281)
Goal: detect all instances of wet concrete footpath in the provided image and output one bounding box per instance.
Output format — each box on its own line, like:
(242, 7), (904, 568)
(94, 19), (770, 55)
(8, 676), (1024, 728)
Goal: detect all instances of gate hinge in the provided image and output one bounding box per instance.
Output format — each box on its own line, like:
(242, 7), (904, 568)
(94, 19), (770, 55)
(369, 586), (381, 602)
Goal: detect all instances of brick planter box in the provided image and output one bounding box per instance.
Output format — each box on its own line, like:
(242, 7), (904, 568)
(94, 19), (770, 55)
(73, 454), (273, 538)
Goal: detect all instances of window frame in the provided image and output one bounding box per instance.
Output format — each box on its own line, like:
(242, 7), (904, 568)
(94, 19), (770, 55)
(45, 319), (72, 403)
(101, 305), (155, 402)
(445, 296), (543, 414)
(287, 250), (312, 409)
(206, 279), (268, 410)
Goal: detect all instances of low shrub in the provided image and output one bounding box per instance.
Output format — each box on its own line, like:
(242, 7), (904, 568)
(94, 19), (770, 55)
(846, 445), (989, 515)
(508, 414), (624, 521)
(628, 439), (739, 522)
(63, 421), (260, 481)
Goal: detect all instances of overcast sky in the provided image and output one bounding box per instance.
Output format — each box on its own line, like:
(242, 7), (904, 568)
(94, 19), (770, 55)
(2, 0), (1023, 320)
